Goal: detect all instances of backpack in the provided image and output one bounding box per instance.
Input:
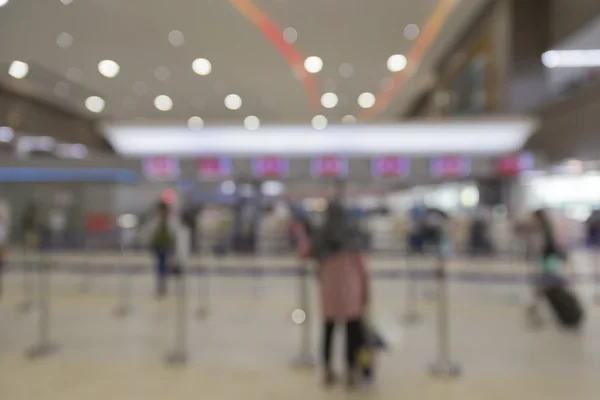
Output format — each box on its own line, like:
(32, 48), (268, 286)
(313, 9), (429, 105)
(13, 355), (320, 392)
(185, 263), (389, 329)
(151, 218), (174, 248)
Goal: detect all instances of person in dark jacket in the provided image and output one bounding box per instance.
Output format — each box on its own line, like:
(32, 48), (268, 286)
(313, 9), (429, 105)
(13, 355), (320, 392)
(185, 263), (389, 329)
(300, 201), (369, 389)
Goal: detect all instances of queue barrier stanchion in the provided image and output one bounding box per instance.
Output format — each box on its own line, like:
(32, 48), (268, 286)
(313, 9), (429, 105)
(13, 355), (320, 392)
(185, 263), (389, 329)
(165, 259), (188, 364)
(113, 239), (133, 318)
(26, 247), (58, 359)
(429, 250), (461, 378)
(79, 240), (92, 293)
(253, 237), (268, 298)
(292, 261), (316, 369)
(195, 246), (213, 319)
(507, 238), (527, 305)
(594, 248), (600, 305)
(17, 245), (35, 313)
(403, 252), (421, 324)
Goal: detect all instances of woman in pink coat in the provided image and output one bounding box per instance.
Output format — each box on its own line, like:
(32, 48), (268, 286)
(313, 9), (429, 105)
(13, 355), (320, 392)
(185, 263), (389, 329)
(298, 202), (369, 388)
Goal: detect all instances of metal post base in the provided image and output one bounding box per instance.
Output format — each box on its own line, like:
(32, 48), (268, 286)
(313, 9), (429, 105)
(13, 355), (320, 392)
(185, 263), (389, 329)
(80, 278), (91, 293)
(403, 313), (422, 325)
(429, 361), (461, 378)
(291, 353), (317, 369)
(16, 301), (33, 313)
(195, 308), (210, 319)
(507, 293), (527, 305)
(26, 343), (58, 359)
(423, 288), (438, 301)
(113, 305), (132, 318)
(165, 351), (188, 365)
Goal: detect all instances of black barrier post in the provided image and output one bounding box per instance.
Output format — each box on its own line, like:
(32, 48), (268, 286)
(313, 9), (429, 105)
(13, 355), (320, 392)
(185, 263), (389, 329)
(429, 247), (461, 378)
(404, 251), (421, 324)
(113, 239), (132, 318)
(17, 245), (34, 313)
(165, 260), (188, 364)
(195, 246), (213, 319)
(594, 249), (600, 305)
(252, 236), (267, 298)
(506, 237), (524, 305)
(26, 249), (58, 358)
(80, 240), (92, 293)
(292, 261), (316, 368)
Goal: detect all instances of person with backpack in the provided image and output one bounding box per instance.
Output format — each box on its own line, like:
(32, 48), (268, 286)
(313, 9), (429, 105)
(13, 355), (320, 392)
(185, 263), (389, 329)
(141, 201), (188, 298)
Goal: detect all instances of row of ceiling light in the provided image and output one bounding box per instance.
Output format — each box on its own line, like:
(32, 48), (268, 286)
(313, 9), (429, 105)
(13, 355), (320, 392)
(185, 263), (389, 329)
(4, 4), (418, 130)
(8, 54), (400, 127)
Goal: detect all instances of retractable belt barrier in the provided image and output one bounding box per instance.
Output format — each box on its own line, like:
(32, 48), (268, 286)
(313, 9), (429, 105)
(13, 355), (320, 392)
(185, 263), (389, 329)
(291, 261), (316, 368)
(26, 244), (58, 359)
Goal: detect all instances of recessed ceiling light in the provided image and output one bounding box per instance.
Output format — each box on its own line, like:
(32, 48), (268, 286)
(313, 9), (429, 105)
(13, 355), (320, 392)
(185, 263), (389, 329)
(154, 95), (173, 111)
(85, 96), (105, 113)
(53, 81), (70, 98)
(321, 92), (338, 109)
(192, 58), (212, 75)
(56, 32), (73, 49)
(0, 0), (9, 7)
(60, 0), (73, 4)
(9, 61), (29, 79)
(339, 62), (353, 78)
(221, 180), (236, 195)
(387, 54), (407, 72)
(132, 81), (147, 96)
(244, 116), (260, 131)
(66, 67), (82, 83)
(168, 30), (185, 47)
(404, 24), (420, 40)
(304, 56), (323, 73)
(342, 115), (356, 124)
(283, 27), (298, 44)
(358, 92), (376, 108)
(188, 116), (204, 131)
(98, 60), (120, 78)
(0, 127), (14, 143)
(224, 94), (242, 110)
(154, 66), (170, 81)
(261, 180), (285, 197)
(311, 115), (328, 130)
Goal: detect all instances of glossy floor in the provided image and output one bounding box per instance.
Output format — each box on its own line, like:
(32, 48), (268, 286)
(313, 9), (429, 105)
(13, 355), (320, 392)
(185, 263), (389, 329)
(1, 252), (600, 399)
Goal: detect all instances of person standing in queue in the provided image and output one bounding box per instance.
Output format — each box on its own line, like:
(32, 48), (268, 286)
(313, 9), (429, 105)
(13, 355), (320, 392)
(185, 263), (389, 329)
(298, 201), (369, 389)
(141, 201), (185, 298)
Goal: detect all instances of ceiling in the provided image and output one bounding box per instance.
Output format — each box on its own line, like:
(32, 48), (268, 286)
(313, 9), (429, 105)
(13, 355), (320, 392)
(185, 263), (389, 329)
(0, 0), (490, 127)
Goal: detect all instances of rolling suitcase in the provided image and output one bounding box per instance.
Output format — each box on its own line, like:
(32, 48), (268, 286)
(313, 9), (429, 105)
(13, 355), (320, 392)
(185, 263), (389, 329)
(544, 286), (584, 328)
